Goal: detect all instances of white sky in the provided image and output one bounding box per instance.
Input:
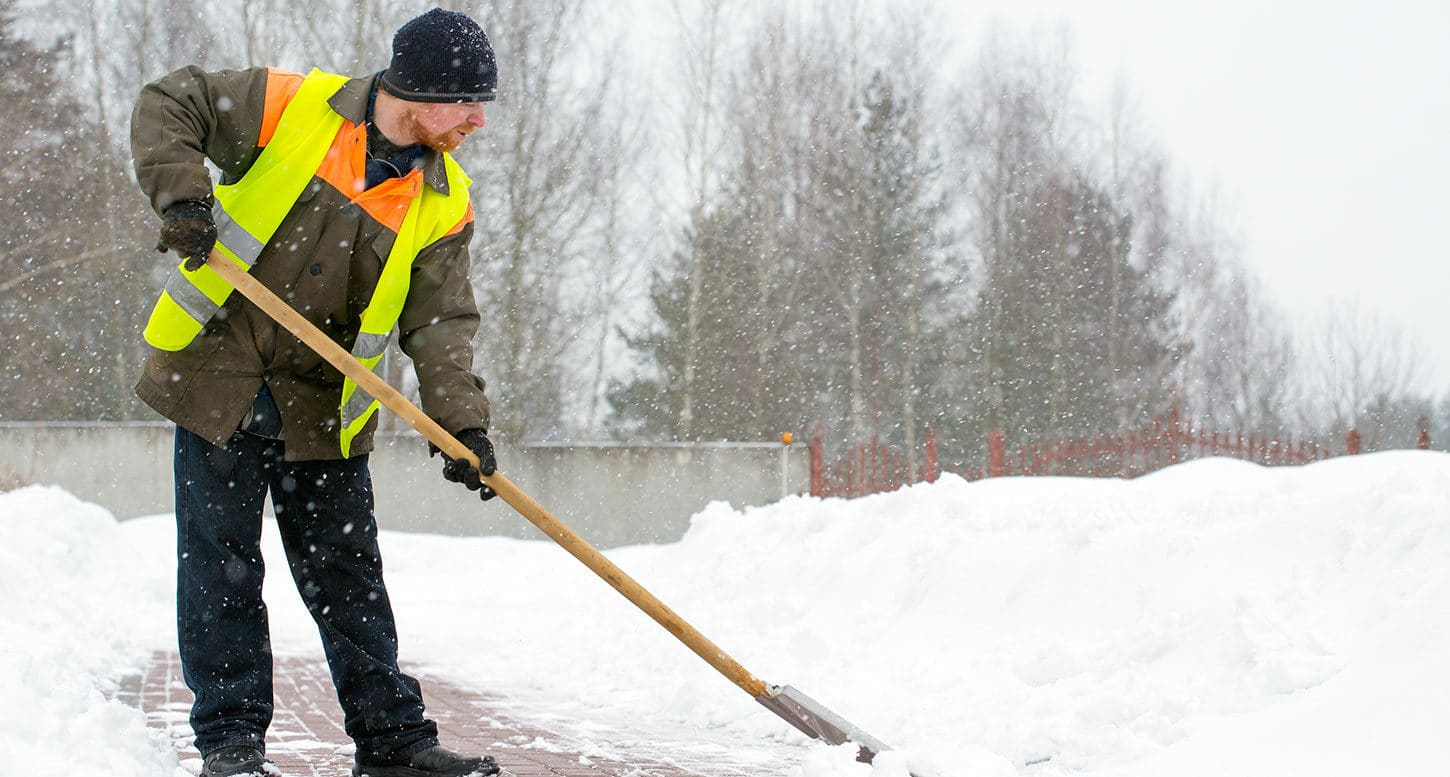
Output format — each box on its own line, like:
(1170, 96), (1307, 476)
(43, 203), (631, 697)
(942, 0), (1450, 394)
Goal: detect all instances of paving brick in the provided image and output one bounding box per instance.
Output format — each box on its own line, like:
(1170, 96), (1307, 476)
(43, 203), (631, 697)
(135, 651), (798, 776)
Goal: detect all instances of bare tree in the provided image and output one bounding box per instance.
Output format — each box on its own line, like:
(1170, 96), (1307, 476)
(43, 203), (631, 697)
(578, 124), (646, 436)
(1181, 253), (1296, 433)
(1297, 301), (1424, 448)
(567, 20), (648, 437)
(670, 0), (733, 439)
(462, 0), (617, 441)
(883, 5), (949, 456)
(953, 25), (1076, 441)
(293, 0), (397, 74)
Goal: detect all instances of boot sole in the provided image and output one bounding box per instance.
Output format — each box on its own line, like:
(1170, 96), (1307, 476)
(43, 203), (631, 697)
(200, 761), (273, 777)
(352, 767), (501, 777)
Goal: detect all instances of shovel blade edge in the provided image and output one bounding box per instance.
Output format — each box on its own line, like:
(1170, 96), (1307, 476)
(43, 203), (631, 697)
(755, 684), (892, 764)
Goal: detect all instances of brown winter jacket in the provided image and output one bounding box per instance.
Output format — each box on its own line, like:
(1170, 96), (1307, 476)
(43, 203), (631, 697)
(130, 66), (490, 460)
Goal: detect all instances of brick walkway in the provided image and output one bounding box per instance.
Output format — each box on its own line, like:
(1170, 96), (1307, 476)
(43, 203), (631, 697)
(124, 651), (798, 777)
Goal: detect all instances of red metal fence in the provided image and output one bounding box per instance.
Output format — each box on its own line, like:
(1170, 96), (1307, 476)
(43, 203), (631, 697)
(808, 410), (1435, 499)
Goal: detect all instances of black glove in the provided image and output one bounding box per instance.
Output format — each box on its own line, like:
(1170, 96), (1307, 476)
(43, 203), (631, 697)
(436, 428), (497, 501)
(156, 200), (218, 272)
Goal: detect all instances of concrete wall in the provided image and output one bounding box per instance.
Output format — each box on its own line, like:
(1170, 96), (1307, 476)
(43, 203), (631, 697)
(0, 423), (808, 547)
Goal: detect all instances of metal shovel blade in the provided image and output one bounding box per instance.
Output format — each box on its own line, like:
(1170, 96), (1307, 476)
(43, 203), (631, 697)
(756, 684), (894, 764)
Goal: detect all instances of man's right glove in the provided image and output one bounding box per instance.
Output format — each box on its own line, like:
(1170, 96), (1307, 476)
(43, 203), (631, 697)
(156, 200), (218, 272)
(437, 428), (498, 501)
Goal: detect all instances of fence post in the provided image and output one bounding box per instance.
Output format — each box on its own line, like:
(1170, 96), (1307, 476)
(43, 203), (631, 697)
(809, 434), (824, 497)
(924, 424), (939, 483)
(1346, 429), (1361, 455)
(870, 436), (882, 493)
(1419, 416), (1431, 450)
(988, 428), (1006, 478)
(1168, 403), (1181, 465)
(850, 443), (861, 497)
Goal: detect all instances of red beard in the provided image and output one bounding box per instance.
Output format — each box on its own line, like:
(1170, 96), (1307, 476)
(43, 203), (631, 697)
(405, 112), (473, 153)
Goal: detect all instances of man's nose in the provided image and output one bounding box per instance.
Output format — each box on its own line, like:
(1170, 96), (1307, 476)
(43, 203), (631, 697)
(465, 106), (486, 128)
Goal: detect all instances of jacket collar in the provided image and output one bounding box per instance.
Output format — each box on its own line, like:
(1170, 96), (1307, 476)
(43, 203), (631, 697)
(328, 73), (452, 196)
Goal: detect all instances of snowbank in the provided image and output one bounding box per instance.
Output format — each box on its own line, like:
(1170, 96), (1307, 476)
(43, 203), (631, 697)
(3, 451), (1448, 776)
(378, 452), (1450, 776)
(0, 486), (181, 776)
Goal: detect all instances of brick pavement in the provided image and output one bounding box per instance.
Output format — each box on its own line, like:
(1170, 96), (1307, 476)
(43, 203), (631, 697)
(125, 651), (798, 777)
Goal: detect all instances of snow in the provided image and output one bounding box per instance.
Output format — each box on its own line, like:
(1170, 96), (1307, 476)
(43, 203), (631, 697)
(2, 452), (1449, 776)
(0, 487), (181, 776)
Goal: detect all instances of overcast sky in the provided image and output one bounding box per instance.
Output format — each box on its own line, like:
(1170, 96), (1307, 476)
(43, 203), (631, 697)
(941, 0), (1450, 395)
(619, 0), (1449, 395)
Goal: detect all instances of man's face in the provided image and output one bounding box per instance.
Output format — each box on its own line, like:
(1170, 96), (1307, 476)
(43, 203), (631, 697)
(404, 102), (487, 153)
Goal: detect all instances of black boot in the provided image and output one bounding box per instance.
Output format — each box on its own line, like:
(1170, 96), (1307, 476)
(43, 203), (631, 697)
(353, 744), (500, 777)
(201, 744), (269, 777)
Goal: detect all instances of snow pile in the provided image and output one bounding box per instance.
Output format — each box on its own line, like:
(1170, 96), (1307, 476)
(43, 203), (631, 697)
(375, 452), (1450, 776)
(4, 451), (1449, 776)
(0, 486), (180, 777)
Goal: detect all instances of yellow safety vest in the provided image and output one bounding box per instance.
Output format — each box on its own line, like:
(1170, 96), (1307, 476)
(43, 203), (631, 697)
(142, 69), (473, 457)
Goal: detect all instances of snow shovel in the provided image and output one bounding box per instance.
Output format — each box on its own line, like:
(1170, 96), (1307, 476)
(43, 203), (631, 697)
(203, 251), (917, 772)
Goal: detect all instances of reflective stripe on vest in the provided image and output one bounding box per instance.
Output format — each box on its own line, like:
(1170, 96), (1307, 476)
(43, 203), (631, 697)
(141, 68), (473, 457)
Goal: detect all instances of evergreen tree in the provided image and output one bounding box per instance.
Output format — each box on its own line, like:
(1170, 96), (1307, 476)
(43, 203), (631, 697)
(968, 170), (1177, 442)
(613, 66), (956, 448)
(839, 71), (956, 450)
(610, 152), (816, 441)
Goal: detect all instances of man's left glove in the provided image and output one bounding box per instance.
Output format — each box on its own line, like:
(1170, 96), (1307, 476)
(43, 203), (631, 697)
(156, 200), (218, 272)
(436, 428), (497, 501)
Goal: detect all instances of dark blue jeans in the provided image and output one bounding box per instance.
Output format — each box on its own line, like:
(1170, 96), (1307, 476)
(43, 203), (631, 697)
(174, 426), (438, 760)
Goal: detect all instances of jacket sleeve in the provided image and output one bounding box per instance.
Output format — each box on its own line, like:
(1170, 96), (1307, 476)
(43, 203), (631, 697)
(398, 223), (492, 435)
(129, 65), (276, 214)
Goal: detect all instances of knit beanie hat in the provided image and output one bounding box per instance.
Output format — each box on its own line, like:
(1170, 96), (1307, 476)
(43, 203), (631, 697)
(380, 8), (497, 103)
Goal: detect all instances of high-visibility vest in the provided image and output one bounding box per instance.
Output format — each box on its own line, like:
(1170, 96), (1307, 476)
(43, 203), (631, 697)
(143, 69), (473, 457)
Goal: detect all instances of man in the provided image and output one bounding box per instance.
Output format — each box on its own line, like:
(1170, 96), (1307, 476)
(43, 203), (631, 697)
(131, 8), (503, 777)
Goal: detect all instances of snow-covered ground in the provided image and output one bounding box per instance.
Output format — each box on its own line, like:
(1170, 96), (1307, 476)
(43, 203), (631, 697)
(2, 452), (1448, 777)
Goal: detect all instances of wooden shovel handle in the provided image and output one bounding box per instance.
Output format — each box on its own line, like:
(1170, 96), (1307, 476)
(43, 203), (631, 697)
(204, 251), (768, 698)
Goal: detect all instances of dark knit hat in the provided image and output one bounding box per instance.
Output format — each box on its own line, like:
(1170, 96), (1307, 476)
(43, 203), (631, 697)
(380, 8), (497, 103)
